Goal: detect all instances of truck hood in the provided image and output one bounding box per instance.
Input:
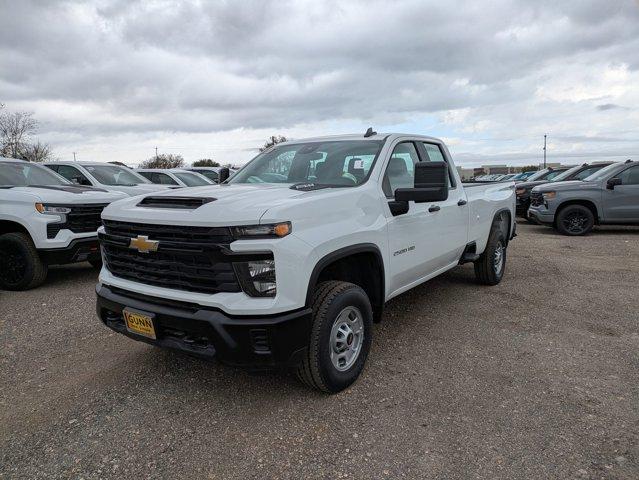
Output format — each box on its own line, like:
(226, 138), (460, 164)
(102, 183), (311, 225)
(533, 180), (595, 193)
(3, 185), (126, 203)
(102, 183), (175, 197)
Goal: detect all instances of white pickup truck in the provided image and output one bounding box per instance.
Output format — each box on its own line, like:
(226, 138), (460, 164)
(0, 157), (126, 290)
(96, 132), (516, 392)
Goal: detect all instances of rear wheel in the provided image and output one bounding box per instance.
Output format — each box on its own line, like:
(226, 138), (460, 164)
(474, 219), (507, 286)
(0, 232), (48, 290)
(296, 281), (373, 393)
(555, 205), (594, 236)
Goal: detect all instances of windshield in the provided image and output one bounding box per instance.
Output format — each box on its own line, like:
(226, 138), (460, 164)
(84, 164), (149, 186)
(173, 171), (211, 186)
(550, 166), (580, 182)
(0, 161), (70, 187)
(582, 162), (621, 182)
(230, 140), (384, 186)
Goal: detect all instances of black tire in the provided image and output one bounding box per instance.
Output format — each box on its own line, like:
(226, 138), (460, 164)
(296, 281), (373, 393)
(555, 205), (594, 236)
(88, 258), (103, 269)
(0, 232), (48, 291)
(474, 221), (507, 286)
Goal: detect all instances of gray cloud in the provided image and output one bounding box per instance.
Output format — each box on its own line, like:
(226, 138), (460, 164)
(0, 0), (638, 165)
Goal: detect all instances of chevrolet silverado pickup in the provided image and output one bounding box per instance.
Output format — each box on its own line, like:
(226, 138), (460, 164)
(0, 157), (126, 290)
(528, 160), (639, 235)
(96, 132), (516, 393)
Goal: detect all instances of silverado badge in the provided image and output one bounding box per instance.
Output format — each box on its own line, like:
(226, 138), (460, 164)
(129, 235), (159, 253)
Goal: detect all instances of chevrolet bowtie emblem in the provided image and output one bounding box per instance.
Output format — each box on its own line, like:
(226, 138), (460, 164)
(129, 235), (159, 253)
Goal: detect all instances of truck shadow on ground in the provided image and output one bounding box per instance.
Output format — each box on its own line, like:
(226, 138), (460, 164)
(45, 262), (100, 288)
(523, 222), (639, 236)
(110, 266), (477, 401)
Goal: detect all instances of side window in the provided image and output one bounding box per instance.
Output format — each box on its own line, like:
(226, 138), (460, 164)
(57, 165), (91, 186)
(138, 171), (154, 182)
(155, 172), (179, 185)
(619, 166), (639, 185)
(421, 142), (455, 188)
(382, 142), (420, 198)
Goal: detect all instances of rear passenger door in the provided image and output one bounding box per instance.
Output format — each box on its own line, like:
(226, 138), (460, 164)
(603, 165), (639, 222)
(417, 142), (469, 268)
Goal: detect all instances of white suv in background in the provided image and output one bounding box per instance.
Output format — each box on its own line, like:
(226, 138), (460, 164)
(0, 157), (126, 290)
(44, 161), (173, 196)
(137, 169), (214, 187)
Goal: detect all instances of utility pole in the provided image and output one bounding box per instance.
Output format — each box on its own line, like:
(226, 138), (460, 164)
(155, 147), (158, 161)
(73, 152), (76, 161)
(543, 134), (547, 168)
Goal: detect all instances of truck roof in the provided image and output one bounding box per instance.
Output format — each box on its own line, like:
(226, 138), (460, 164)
(279, 132), (444, 144)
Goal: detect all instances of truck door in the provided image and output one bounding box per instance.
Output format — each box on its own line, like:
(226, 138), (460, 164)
(383, 140), (468, 294)
(602, 165), (639, 222)
(417, 142), (469, 268)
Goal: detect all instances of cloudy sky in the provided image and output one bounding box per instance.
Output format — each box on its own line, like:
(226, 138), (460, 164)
(1, 0), (638, 167)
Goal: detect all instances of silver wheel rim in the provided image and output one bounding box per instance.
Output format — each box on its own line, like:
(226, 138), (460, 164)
(493, 242), (504, 274)
(329, 306), (364, 372)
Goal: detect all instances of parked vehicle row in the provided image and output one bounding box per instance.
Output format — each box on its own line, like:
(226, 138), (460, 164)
(528, 160), (639, 235)
(0, 158), (126, 290)
(94, 131), (516, 393)
(137, 168), (213, 187)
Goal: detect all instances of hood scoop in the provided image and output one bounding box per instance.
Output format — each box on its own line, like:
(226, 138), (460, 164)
(137, 196), (216, 209)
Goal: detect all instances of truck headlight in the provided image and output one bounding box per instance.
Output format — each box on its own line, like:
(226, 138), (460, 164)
(234, 259), (277, 297)
(35, 203), (72, 215)
(231, 222), (291, 239)
(541, 191), (556, 200)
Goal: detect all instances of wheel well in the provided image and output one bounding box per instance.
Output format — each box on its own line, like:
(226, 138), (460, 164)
(556, 200), (599, 225)
(309, 249), (385, 322)
(0, 220), (30, 236)
(493, 209), (512, 244)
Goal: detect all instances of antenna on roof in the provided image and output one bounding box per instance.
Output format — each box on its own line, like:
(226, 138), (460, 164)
(364, 127), (377, 138)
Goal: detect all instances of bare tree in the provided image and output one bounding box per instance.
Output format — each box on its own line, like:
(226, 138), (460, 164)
(19, 141), (53, 163)
(193, 158), (220, 167)
(140, 153), (185, 169)
(0, 106), (38, 159)
(259, 135), (287, 152)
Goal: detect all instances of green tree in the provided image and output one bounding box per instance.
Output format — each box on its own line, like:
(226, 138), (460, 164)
(259, 135), (287, 152)
(519, 165), (539, 172)
(140, 153), (185, 169)
(193, 158), (220, 167)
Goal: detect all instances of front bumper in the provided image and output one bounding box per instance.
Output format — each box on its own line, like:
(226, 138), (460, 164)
(527, 206), (555, 224)
(96, 283), (312, 369)
(39, 237), (101, 265)
(515, 196), (530, 216)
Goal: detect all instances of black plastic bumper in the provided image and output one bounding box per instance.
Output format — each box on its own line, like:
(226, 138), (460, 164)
(96, 284), (312, 369)
(39, 237), (101, 266)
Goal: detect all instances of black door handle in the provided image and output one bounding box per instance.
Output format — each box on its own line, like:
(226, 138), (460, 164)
(458, 199), (467, 206)
(428, 205), (441, 212)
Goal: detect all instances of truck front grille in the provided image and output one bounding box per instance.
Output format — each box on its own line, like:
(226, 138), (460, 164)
(530, 192), (544, 207)
(100, 220), (245, 295)
(46, 204), (109, 239)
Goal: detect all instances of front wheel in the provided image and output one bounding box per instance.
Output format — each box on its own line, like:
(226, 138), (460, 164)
(555, 205), (594, 236)
(0, 232), (48, 290)
(296, 281), (373, 393)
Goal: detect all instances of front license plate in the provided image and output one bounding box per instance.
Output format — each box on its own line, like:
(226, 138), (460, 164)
(123, 309), (156, 339)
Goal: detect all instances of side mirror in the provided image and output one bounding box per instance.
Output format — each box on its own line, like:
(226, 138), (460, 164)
(607, 177), (622, 190)
(218, 167), (230, 183)
(395, 161), (449, 203)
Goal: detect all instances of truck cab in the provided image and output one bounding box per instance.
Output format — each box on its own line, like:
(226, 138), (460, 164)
(96, 132), (516, 392)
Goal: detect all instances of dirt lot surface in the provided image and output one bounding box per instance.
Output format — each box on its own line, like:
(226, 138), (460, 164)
(1, 223), (638, 479)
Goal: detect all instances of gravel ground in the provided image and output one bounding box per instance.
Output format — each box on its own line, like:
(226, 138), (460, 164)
(1, 223), (638, 479)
